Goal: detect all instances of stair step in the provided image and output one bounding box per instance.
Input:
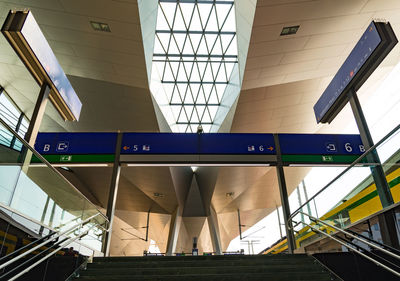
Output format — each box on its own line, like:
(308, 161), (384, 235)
(73, 254), (339, 281)
(76, 272), (335, 281)
(81, 264), (325, 276)
(87, 258), (317, 269)
(93, 254), (309, 263)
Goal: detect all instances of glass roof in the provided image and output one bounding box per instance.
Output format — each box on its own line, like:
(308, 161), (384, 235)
(151, 0), (238, 133)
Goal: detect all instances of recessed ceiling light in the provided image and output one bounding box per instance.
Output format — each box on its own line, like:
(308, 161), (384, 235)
(280, 25), (299, 36)
(90, 21), (111, 32)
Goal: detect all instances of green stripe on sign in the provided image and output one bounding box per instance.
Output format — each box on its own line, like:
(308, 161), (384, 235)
(282, 154), (360, 164)
(32, 154), (115, 163)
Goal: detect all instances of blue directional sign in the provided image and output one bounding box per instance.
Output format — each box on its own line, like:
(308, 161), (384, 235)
(35, 132), (363, 165)
(35, 132), (118, 154)
(278, 134), (364, 155)
(200, 133), (275, 154)
(314, 21), (397, 123)
(121, 133), (198, 154)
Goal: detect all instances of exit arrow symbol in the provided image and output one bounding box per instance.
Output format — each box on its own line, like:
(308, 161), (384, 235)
(123, 146), (130, 150)
(267, 146), (274, 151)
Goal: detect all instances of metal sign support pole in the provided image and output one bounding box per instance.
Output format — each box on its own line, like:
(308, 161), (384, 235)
(24, 83), (50, 147)
(237, 209), (243, 240)
(102, 132), (123, 256)
(274, 134), (296, 253)
(348, 89), (399, 249)
(21, 83), (50, 171)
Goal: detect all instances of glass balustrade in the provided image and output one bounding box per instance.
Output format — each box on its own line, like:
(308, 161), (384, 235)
(0, 118), (108, 256)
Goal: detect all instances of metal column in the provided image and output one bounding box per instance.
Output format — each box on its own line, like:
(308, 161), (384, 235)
(102, 132), (123, 256)
(348, 89), (399, 249)
(274, 134), (296, 253)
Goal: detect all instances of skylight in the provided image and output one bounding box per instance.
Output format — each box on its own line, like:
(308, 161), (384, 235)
(151, 0), (238, 133)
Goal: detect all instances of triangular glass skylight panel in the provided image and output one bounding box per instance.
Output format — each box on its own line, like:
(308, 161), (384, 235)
(205, 6), (218, 32)
(173, 6), (186, 30)
(198, 3), (212, 29)
(152, 0), (238, 133)
(189, 5), (202, 32)
(174, 33), (187, 53)
(180, 3), (194, 25)
(160, 2), (176, 26)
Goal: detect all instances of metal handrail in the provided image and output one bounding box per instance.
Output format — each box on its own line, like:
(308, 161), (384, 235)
(290, 122), (400, 219)
(298, 211), (400, 262)
(7, 224), (98, 281)
(346, 228), (400, 256)
(300, 220), (400, 278)
(0, 213), (101, 270)
(0, 116), (109, 223)
(0, 229), (56, 263)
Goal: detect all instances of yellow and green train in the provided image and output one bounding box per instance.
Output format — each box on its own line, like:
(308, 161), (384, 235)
(262, 165), (400, 255)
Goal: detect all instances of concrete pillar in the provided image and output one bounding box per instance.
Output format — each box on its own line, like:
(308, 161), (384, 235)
(166, 206), (182, 256)
(208, 206), (222, 255)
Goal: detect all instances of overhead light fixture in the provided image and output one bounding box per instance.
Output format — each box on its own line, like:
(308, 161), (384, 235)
(125, 163), (271, 167)
(1, 10), (82, 121)
(30, 163), (110, 167)
(280, 25), (299, 36)
(90, 21), (111, 32)
(191, 166), (198, 172)
(153, 192), (164, 198)
(226, 192), (234, 198)
(59, 166), (72, 172)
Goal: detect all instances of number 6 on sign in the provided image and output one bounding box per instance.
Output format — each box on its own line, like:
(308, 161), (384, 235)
(259, 145), (264, 151)
(345, 143), (353, 152)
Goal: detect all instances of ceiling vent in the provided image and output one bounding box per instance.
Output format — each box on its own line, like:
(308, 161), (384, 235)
(280, 25), (299, 36)
(90, 21), (111, 32)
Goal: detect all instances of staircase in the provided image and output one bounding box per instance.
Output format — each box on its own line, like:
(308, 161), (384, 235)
(74, 254), (340, 281)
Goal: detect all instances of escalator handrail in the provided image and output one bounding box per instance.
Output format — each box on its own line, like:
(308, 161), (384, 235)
(303, 220), (400, 278)
(346, 228), (400, 256)
(298, 211), (400, 262)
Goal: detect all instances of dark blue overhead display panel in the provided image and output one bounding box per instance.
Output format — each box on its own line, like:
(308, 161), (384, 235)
(314, 21), (397, 123)
(1, 11), (82, 121)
